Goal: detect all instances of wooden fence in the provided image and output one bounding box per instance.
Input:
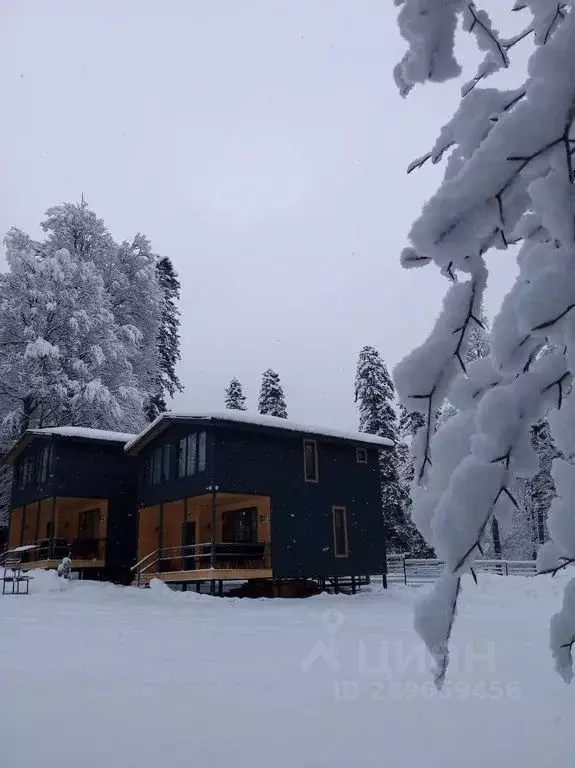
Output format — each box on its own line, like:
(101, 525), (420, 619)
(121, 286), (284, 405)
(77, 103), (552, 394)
(386, 555), (537, 585)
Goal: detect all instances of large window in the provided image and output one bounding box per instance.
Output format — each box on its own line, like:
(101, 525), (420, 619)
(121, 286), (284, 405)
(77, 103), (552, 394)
(16, 444), (53, 490)
(303, 439), (319, 483)
(146, 443), (171, 485)
(176, 432), (207, 478)
(332, 506), (349, 558)
(222, 507), (258, 543)
(37, 444), (53, 483)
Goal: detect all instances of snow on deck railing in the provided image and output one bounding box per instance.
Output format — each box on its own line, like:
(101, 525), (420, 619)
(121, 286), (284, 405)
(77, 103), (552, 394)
(386, 555), (537, 585)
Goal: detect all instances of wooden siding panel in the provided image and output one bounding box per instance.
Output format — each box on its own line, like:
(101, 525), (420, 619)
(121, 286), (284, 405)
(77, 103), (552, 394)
(38, 498), (54, 540)
(162, 499), (185, 570)
(138, 505), (160, 562)
(9, 507), (23, 548)
(22, 502), (39, 545)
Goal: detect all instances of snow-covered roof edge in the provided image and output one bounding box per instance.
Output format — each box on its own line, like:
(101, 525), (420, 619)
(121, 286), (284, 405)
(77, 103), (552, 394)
(4, 426), (137, 465)
(27, 426), (137, 443)
(124, 410), (394, 453)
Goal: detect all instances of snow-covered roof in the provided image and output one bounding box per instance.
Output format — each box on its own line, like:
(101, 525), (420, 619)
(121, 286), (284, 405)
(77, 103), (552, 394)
(3, 426), (137, 464)
(125, 410), (393, 453)
(27, 426), (137, 443)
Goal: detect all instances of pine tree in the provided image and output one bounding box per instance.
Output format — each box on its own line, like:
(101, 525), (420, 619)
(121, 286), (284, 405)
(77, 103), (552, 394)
(258, 369), (287, 418)
(225, 378), (247, 410)
(355, 346), (412, 553)
(146, 256), (183, 420)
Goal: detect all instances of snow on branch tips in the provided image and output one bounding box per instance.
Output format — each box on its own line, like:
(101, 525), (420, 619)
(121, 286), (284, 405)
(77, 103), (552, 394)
(394, 1), (575, 684)
(394, 271), (486, 486)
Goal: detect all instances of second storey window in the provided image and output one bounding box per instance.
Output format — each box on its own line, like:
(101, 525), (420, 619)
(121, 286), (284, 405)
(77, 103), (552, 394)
(148, 443), (171, 485)
(177, 431), (207, 478)
(303, 439), (319, 483)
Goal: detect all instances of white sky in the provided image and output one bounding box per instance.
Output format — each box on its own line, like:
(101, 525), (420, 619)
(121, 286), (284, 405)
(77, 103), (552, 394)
(0, 0), (521, 429)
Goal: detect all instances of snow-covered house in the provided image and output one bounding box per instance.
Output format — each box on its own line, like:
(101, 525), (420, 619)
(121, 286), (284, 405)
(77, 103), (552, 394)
(4, 413), (391, 591)
(4, 427), (137, 582)
(126, 412), (390, 592)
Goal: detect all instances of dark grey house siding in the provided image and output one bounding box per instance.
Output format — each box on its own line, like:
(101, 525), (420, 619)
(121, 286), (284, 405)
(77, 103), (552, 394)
(131, 420), (387, 579)
(11, 436), (137, 571)
(210, 425), (386, 579)
(136, 424), (215, 507)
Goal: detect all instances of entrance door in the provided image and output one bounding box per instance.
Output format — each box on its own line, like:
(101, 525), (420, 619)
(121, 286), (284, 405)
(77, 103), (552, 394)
(182, 520), (196, 570)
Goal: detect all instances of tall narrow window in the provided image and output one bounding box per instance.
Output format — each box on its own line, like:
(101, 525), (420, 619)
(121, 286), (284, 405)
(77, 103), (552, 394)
(161, 443), (171, 483)
(38, 445), (52, 483)
(198, 431), (207, 473)
(356, 447), (368, 464)
(152, 447), (162, 485)
(186, 433), (197, 475)
(303, 439), (319, 483)
(332, 506), (348, 558)
(177, 437), (187, 478)
(16, 458), (24, 489)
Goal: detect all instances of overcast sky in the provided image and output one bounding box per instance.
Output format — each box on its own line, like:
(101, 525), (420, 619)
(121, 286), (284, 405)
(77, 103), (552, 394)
(0, 0), (520, 430)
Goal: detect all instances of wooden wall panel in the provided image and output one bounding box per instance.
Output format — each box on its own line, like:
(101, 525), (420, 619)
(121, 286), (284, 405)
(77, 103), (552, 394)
(162, 499), (185, 570)
(138, 505), (160, 562)
(38, 498), (55, 540)
(9, 508), (23, 549)
(21, 502), (39, 545)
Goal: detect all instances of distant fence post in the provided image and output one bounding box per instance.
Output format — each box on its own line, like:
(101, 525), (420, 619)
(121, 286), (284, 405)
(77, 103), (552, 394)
(505, 562), (509, 576)
(403, 557), (407, 586)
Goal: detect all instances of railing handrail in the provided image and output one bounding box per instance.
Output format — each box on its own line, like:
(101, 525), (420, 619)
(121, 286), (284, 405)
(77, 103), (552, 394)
(131, 541), (271, 583)
(131, 549), (160, 572)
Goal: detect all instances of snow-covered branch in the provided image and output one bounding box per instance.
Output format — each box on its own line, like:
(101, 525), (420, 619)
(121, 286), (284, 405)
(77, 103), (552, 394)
(394, 1), (575, 684)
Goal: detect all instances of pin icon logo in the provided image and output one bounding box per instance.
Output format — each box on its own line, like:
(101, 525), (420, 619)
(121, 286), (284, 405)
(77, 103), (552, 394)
(322, 609), (345, 636)
(299, 609), (345, 673)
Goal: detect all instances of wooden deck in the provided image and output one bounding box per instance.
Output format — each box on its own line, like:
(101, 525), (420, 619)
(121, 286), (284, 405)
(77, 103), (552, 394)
(151, 567), (273, 583)
(21, 560), (106, 570)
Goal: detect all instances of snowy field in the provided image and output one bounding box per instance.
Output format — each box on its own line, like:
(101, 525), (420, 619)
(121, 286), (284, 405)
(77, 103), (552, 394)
(1, 573), (573, 768)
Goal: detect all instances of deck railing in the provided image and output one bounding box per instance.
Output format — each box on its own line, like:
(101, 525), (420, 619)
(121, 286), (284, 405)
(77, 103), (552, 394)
(1, 538), (107, 566)
(131, 541), (272, 586)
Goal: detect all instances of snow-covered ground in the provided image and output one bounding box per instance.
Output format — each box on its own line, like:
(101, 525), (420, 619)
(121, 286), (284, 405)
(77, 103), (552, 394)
(1, 572), (573, 767)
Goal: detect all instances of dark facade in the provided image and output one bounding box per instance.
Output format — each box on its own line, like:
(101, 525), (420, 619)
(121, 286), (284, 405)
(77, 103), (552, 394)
(128, 415), (388, 582)
(6, 430), (137, 580)
(4, 414), (389, 588)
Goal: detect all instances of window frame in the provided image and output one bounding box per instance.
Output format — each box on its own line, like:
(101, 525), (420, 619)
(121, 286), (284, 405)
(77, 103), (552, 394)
(332, 505), (349, 558)
(177, 436), (187, 478)
(161, 443), (171, 484)
(356, 447), (368, 465)
(303, 438), (319, 483)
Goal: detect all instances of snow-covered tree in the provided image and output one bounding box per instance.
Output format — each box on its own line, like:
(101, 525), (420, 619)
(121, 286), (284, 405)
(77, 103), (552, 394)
(0, 245), (145, 434)
(258, 369), (287, 418)
(355, 346), (412, 552)
(393, 2), (575, 684)
(39, 204), (165, 414)
(2, 200), (181, 428)
(225, 378), (247, 410)
(146, 256), (183, 420)
(396, 405), (433, 556)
